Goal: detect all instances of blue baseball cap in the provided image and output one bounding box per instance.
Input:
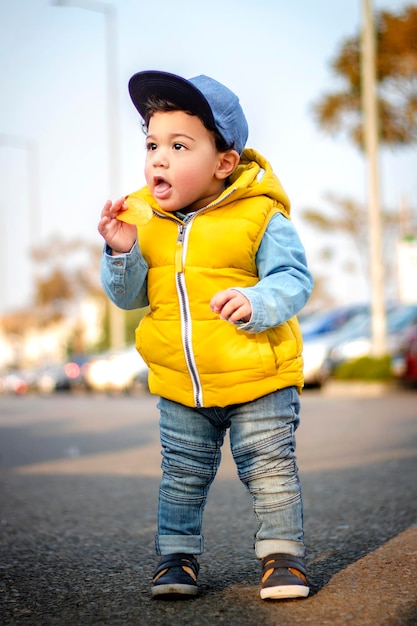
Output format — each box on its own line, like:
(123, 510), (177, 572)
(128, 70), (248, 155)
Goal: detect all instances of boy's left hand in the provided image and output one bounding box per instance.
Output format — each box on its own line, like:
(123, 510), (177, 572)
(210, 289), (252, 324)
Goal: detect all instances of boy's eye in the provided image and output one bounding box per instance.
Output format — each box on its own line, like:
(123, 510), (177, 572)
(146, 142), (157, 151)
(173, 143), (184, 151)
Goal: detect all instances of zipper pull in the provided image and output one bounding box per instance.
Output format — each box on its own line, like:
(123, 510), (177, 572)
(175, 224), (185, 273)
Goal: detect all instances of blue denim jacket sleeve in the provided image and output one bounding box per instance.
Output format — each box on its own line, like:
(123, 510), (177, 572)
(100, 241), (149, 310)
(233, 213), (314, 333)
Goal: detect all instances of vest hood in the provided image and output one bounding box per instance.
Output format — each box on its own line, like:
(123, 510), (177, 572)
(227, 148), (291, 217)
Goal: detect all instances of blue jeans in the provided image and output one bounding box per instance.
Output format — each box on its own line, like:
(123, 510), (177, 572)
(156, 387), (305, 560)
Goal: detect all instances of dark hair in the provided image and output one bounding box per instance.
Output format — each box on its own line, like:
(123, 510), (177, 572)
(141, 94), (234, 153)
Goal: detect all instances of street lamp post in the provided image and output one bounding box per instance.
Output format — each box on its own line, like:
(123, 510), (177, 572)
(51, 0), (125, 349)
(0, 134), (41, 244)
(360, 0), (387, 356)
(0, 134), (41, 309)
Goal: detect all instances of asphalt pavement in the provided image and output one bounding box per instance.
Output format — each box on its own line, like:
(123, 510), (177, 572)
(0, 384), (416, 625)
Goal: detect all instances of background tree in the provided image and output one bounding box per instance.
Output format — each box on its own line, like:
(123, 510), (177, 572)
(31, 236), (147, 351)
(27, 236), (106, 354)
(30, 236), (104, 324)
(313, 5), (417, 148)
(303, 193), (413, 303)
(303, 5), (417, 306)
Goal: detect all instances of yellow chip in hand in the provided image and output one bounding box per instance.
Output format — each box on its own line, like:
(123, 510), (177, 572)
(118, 195), (153, 226)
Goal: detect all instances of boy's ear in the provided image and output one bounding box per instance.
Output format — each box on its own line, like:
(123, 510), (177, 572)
(215, 150), (240, 180)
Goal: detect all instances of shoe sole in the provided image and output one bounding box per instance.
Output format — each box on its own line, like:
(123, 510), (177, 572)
(152, 583), (198, 597)
(261, 584), (310, 600)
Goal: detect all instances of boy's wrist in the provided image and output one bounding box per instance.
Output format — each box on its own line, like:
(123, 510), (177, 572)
(108, 240), (138, 256)
(105, 244), (125, 256)
(106, 243), (132, 256)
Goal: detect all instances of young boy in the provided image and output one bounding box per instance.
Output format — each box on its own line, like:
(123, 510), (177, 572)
(98, 70), (314, 600)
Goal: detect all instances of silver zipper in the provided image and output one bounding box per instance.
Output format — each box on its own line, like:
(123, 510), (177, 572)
(175, 222), (203, 407)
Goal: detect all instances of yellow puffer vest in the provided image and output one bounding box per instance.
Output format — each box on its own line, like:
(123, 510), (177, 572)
(122, 149), (304, 407)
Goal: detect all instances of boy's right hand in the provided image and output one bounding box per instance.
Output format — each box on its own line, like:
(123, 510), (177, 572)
(98, 198), (138, 255)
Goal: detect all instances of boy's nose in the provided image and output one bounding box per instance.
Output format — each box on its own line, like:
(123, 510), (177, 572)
(150, 149), (169, 168)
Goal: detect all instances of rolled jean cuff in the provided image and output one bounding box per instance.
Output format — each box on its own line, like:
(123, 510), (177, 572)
(255, 539), (305, 560)
(155, 534), (204, 556)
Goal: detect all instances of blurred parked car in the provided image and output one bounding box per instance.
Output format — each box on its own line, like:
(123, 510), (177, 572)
(300, 304), (368, 340)
(36, 357), (87, 393)
(301, 305), (369, 387)
(0, 357), (87, 395)
(82, 345), (149, 393)
(394, 323), (417, 386)
(0, 369), (36, 395)
(322, 303), (417, 378)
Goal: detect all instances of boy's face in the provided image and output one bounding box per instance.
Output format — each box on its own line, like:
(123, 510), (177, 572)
(144, 110), (228, 213)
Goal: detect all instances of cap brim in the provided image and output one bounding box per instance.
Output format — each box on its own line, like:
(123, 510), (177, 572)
(128, 70), (216, 129)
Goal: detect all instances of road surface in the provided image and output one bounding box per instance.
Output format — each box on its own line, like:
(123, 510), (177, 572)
(1, 384), (416, 625)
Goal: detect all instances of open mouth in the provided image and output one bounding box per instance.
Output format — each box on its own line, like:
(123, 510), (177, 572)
(154, 177), (171, 199)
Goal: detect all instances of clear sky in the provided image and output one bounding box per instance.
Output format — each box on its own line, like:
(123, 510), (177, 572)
(0, 0), (415, 313)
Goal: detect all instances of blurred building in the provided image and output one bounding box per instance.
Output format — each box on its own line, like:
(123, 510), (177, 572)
(0, 297), (104, 371)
